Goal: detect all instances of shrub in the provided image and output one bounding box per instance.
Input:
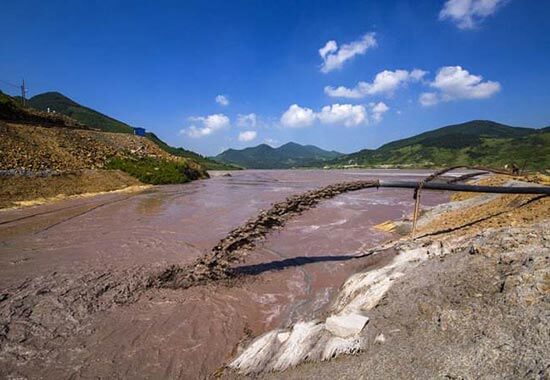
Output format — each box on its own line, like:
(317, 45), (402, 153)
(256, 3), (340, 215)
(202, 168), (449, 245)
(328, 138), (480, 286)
(106, 156), (200, 185)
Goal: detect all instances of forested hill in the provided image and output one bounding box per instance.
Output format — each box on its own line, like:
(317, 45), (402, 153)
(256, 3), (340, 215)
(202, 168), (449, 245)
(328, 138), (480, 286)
(328, 120), (549, 170)
(215, 142), (343, 169)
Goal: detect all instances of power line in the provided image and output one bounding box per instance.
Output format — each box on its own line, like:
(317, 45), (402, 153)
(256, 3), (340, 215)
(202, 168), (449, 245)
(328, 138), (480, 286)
(0, 79), (20, 88)
(0, 78), (28, 106)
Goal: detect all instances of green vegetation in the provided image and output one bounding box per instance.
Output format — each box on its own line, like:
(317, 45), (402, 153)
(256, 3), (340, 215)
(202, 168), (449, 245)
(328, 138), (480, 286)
(28, 92), (133, 133)
(0, 90), (25, 120)
(215, 142), (343, 169)
(328, 120), (550, 171)
(0, 90), (84, 128)
(146, 132), (240, 170)
(105, 157), (206, 185)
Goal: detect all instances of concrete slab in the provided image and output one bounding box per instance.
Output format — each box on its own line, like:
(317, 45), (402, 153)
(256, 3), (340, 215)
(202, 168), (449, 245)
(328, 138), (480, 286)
(325, 313), (369, 338)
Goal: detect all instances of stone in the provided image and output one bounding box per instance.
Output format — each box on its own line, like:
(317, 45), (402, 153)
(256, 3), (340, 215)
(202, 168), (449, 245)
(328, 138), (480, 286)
(325, 313), (369, 338)
(277, 331), (290, 343)
(374, 333), (386, 343)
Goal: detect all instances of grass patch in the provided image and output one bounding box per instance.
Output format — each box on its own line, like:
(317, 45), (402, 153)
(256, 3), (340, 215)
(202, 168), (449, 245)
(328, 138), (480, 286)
(106, 156), (203, 185)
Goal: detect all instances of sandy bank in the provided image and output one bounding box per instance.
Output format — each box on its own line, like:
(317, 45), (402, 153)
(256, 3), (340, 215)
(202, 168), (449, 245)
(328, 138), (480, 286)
(0, 169), (150, 209)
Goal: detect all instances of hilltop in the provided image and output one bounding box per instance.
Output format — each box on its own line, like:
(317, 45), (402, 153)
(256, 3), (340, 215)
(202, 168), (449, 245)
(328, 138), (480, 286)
(215, 142), (343, 169)
(329, 120), (550, 171)
(28, 92), (133, 133)
(27, 91), (237, 170)
(0, 90), (86, 129)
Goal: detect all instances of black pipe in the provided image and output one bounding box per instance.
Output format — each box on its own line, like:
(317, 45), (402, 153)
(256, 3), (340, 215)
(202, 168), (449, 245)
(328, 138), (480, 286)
(377, 180), (550, 195)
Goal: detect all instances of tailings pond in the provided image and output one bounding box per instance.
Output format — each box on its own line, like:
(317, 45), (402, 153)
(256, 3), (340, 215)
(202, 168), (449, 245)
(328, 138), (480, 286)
(0, 169), (451, 378)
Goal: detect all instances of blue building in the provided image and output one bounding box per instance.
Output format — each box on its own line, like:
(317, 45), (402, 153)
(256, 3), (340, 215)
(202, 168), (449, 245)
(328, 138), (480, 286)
(133, 127), (146, 137)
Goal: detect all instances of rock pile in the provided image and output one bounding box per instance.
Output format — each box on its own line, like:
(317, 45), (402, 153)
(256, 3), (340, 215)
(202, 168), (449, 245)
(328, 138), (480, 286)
(0, 123), (174, 172)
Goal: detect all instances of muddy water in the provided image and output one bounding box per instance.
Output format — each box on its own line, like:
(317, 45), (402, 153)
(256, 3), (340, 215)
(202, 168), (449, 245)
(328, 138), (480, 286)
(0, 169), (449, 378)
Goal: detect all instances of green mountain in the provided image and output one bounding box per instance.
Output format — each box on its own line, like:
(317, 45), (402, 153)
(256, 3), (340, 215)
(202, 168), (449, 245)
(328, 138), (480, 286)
(214, 142), (343, 169)
(0, 90), (85, 128)
(329, 120), (550, 170)
(27, 91), (236, 170)
(28, 92), (133, 133)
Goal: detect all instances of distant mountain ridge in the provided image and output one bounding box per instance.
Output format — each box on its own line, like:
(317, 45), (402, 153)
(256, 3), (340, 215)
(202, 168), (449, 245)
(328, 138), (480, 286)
(328, 120), (549, 170)
(214, 142), (343, 169)
(27, 91), (236, 170)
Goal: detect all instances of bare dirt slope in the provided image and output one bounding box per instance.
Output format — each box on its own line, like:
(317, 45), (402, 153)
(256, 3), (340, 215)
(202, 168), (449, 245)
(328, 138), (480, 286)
(0, 122), (173, 171)
(0, 122), (206, 208)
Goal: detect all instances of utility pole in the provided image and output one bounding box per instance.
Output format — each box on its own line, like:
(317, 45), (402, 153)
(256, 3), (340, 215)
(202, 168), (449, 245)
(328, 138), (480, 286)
(20, 79), (27, 106)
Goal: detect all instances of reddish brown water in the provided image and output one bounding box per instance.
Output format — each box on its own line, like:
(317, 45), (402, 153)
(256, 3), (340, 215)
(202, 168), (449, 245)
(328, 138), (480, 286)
(0, 169), (449, 378)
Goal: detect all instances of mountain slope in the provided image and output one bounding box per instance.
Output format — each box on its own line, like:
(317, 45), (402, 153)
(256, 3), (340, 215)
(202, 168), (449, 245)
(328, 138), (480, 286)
(28, 92), (133, 133)
(214, 142), (343, 169)
(27, 91), (236, 170)
(146, 132), (237, 170)
(0, 90), (85, 129)
(330, 120), (549, 170)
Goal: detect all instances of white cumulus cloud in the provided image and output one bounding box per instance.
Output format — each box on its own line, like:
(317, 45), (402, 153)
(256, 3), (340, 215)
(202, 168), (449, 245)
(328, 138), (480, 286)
(215, 94), (229, 106)
(325, 69), (427, 98)
(280, 102), (388, 128)
(319, 33), (377, 73)
(419, 92), (439, 106)
(420, 66), (501, 106)
(439, 0), (507, 29)
(280, 104), (317, 128)
(183, 113), (230, 138)
(369, 102), (390, 123)
(238, 130), (257, 142)
(317, 104), (368, 127)
(236, 113), (257, 128)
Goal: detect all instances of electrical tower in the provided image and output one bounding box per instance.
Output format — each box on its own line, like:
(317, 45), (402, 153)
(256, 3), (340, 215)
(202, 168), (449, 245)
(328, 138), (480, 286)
(20, 79), (27, 106)
(0, 78), (27, 106)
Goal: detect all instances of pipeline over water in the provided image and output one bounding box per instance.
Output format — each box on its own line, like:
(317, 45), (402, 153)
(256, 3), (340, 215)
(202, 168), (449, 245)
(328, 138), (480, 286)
(150, 175), (549, 290)
(150, 181), (379, 289)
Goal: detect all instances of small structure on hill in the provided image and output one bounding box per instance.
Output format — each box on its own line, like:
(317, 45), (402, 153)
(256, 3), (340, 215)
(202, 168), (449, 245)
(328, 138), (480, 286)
(133, 127), (146, 137)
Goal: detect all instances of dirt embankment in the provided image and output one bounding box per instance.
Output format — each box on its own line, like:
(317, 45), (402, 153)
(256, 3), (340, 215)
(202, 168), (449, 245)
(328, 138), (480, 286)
(0, 122), (173, 171)
(0, 170), (145, 209)
(0, 122), (207, 208)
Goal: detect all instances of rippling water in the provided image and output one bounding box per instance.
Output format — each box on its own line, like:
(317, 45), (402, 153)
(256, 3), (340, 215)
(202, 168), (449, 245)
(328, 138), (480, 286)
(0, 169), (450, 378)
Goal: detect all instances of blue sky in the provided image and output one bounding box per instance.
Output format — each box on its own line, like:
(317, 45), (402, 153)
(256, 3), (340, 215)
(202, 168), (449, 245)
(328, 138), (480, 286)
(1, 0), (549, 155)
